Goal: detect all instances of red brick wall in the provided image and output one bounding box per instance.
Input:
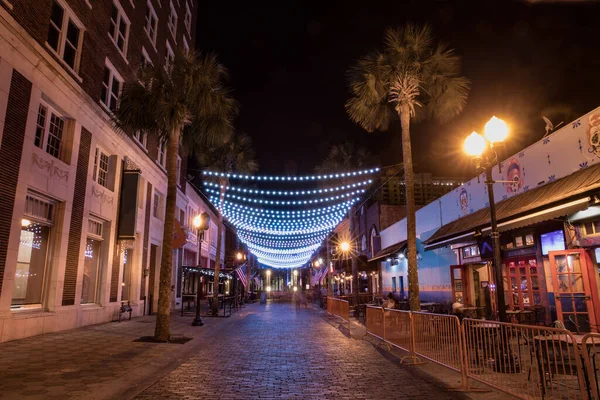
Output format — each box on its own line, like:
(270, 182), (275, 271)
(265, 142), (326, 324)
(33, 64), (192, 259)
(0, 70), (32, 296)
(62, 127), (92, 306)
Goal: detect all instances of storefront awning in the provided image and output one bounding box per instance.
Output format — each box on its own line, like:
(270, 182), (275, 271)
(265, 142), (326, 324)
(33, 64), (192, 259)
(368, 240), (408, 262)
(424, 163), (600, 250)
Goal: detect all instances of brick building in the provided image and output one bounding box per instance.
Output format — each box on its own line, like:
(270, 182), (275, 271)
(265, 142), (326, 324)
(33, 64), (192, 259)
(0, 0), (225, 343)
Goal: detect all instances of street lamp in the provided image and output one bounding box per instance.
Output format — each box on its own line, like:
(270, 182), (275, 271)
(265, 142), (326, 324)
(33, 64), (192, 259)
(463, 116), (509, 322)
(340, 241), (350, 252)
(236, 252), (243, 261)
(192, 212), (210, 326)
(266, 270), (271, 297)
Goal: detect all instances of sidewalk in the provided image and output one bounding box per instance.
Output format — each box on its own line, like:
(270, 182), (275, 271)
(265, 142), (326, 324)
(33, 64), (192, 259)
(0, 307), (246, 400)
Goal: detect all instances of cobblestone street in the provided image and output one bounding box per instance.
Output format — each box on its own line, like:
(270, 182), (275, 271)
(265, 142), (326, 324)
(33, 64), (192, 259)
(0, 302), (476, 400)
(136, 303), (465, 400)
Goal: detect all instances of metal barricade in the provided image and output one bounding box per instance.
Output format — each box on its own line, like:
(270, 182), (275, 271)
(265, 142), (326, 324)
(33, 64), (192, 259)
(365, 305), (384, 341)
(327, 297), (350, 323)
(582, 333), (600, 400)
(462, 319), (587, 400)
(412, 312), (466, 382)
(384, 309), (413, 355)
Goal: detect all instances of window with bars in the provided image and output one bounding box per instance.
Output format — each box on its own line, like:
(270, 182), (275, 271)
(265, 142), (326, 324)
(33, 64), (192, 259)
(25, 195), (54, 223)
(34, 102), (65, 160)
(46, 0), (83, 72)
(108, 1), (130, 56)
(88, 218), (103, 238)
(101, 60), (123, 112)
(93, 147), (110, 188)
(145, 0), (158, 46)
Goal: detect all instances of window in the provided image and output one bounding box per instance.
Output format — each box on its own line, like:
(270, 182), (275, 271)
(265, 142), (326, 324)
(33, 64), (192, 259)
(182, 37), (189, 56)
(82, 218), (104, 304)
(153, 190), (163, 219)
(12, 195), (55, 308)
(108, 1), (130, 56)
(144, 1), (158, 46)
(141, 46), (152, 67)
(101, 59), (123, 112)
(93, 147), (110, 188)
(34, 102), (65, 160)
(121, 248), (133, 301)
(165, 41), (174, 71)
(462, 245), (480, 259)
(168, 1), (178, 38)
(157, 139), (166, 168)
(46, 0), (83, 72)
(184, 3), (191, 34)
(133, 131), (147, 148)
(582, 219), (600, 236)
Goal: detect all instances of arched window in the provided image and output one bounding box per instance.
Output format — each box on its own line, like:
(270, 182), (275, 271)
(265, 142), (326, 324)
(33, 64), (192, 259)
(370, 226), (378, 253)
(361, 234), (367, 252)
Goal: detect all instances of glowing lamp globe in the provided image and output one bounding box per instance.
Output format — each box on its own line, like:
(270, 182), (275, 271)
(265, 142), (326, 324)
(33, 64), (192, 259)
(464, 131), (486, 157)
(193, 215), (202, 229)
(484, 116), (508, 144)
(293, 286), (298, 292)
(293, 270), (298, 276)
(236, 252), (243, 260)
(340, 241), (350, 252)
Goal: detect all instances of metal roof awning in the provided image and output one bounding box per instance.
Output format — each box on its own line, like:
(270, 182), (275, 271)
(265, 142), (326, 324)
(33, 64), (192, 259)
(368, 240), (407, 262)
(424, 163), (600, 250)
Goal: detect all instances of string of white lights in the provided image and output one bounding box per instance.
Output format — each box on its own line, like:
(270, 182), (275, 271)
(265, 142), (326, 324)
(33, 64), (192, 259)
(212, 197), (357, 217)
(203, 180), (372, 196)
(226, 214), (344, 235)
(205, 187), (366, 205)
(202, 167), (380, 181)
(220, 208), (347, 229)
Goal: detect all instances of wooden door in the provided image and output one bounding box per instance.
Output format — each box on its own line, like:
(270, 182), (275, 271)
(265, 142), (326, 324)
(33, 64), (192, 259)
(549, 249), (599, 333)
(502, 256), (542, 311)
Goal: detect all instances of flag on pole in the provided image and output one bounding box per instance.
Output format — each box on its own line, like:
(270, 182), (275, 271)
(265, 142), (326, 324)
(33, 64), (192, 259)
(236, 264), (248, 288)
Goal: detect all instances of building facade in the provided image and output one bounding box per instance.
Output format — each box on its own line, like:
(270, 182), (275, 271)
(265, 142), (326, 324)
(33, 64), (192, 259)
(377, 106), (600, 332)
(0, 0), (226, 343)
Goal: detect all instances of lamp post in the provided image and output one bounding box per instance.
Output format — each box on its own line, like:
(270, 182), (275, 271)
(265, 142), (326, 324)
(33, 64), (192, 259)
(266, 269), (271, 299)
(192, 212), (210, 326)
(463, 116), (509, 322)
(339, 241), (350, 295)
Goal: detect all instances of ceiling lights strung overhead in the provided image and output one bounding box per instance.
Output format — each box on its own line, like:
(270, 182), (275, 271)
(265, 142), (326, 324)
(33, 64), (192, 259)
(202, 168), (379, 269)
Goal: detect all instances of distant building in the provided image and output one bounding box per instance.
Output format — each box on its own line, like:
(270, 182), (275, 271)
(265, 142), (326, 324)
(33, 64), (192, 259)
(378, 166), (465, 206)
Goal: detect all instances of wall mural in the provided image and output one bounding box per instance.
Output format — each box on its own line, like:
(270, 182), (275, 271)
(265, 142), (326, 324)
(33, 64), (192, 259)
(440, 106), (600, 225)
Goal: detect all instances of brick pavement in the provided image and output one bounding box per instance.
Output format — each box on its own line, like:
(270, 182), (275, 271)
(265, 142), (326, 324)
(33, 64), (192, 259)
(136, 303), (468, 400)
(0, 308), (239, 400)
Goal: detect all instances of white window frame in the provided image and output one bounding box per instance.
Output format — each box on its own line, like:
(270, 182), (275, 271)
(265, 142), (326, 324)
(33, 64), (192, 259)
(182, 36), (189, 56)
(165, 40), (174, 72)
(45, 0), (85, 76)
(34, 100), (66, 161)
(144, 0), (158, 49)
(168, 1), (178, 41)
(101, 58), (124, 112)
(184, 2), (191, 35)
(93, 146), (110, 188)
(108, 0), (131, 61)
(141, 46), (153, 67)
(133, 131), (148, 149)
(153, 190), (164, 220)
(82, 216), (104, 304)
(157, 138), (167, 169)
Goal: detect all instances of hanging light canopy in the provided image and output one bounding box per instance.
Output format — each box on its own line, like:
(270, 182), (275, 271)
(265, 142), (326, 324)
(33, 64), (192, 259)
(203, 168), (378, 269)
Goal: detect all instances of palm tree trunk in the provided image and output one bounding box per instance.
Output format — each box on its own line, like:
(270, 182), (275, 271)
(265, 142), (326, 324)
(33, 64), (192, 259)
(211, 177), (227, 316)
(155, 127), (180, 341)
(399, 105), (420, 311)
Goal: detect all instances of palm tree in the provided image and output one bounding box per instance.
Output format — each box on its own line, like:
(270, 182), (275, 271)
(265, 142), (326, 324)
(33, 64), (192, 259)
(197, 133), (258, 316)
(315, 143), (374, 303)
(113, 50), (237, 341)
(346, 24), (470, 311)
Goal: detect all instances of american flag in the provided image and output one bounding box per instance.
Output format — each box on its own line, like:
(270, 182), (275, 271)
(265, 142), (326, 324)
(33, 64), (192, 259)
(235, 264), (248, 288)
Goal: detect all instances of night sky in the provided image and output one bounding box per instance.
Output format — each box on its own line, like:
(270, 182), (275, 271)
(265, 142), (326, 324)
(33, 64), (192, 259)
(195, 0), (600, 178)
